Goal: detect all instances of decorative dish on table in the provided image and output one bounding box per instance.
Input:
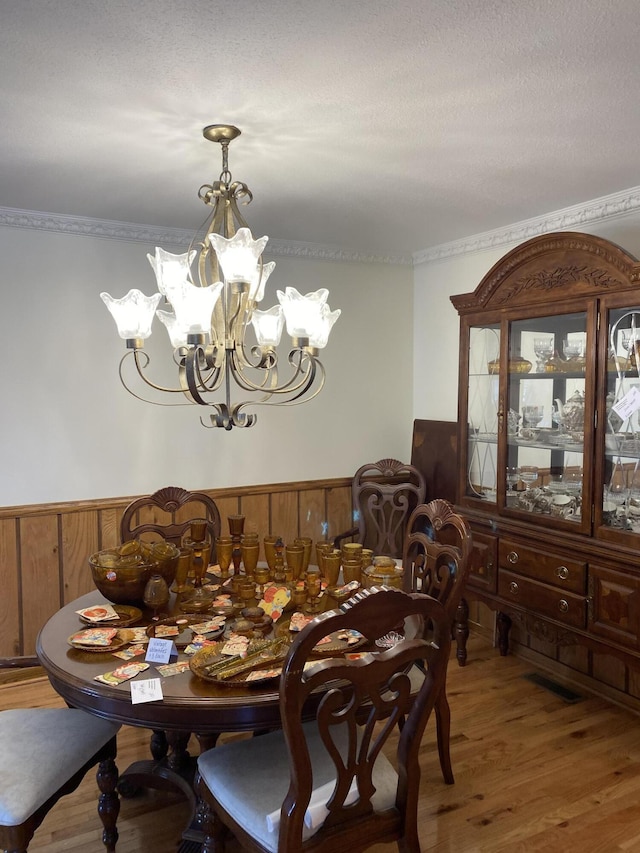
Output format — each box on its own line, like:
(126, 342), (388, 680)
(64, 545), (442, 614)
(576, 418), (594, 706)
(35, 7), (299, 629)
(189, 637), (290, 686)
(76, 604), (143, 628)
(145, 614), (226, 648)
(67, 627), (129, 653)
(277, 617), (366, 654)
(326, 580), (361, 603)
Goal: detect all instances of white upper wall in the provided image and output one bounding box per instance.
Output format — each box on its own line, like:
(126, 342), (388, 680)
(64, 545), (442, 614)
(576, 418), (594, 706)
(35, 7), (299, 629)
(0, 223), (414, 507)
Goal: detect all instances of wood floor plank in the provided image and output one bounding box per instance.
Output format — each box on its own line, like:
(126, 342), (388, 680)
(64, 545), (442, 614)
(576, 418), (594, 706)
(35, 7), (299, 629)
(6, 635), (640, 852)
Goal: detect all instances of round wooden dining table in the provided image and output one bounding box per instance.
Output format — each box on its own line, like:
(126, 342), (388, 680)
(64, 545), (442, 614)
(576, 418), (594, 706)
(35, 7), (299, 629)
(36, 589), (313, 849)
(36, 590), (288, 734)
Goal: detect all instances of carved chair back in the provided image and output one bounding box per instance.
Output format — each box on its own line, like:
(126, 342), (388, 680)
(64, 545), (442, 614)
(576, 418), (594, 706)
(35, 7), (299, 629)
(276, 587), (450, 853)
(120, 485), (221, 557)
(402, 499), (472, 618)
(344, 459), (426, 558)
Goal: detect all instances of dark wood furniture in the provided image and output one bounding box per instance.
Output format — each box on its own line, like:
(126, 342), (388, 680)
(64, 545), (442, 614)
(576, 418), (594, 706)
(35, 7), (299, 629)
(0, 656), (120, 853)
(410, 419), (458, 504)
(333, 459), (426, 558)
(402, 499), (472, 784)
(36, 591), (328, 847)
(196, 587), (451, 853)
(120, 485), (222, 556)
(451, 232), (640, 700)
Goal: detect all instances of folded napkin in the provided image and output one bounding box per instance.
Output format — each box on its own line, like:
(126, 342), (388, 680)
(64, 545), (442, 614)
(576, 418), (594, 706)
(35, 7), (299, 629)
(266, 778), (358, 833)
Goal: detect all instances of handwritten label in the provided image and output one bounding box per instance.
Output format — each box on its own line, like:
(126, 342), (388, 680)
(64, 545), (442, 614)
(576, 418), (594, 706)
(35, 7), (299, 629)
(145, 637), (177, 665)
(131, 678), (163, 704)
(613, 386), (640, 421)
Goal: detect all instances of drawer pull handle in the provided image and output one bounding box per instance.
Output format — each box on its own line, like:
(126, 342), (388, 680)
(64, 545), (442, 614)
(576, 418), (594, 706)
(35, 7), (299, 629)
(557, 566), (569, 580)
(558, 599), (569, 613)
(509, 581), (519, 595)
(507, 551), (519, 564)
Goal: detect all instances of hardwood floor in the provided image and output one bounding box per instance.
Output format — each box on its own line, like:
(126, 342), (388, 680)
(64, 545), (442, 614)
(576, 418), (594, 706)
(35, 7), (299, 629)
(4, 634), (640, 852)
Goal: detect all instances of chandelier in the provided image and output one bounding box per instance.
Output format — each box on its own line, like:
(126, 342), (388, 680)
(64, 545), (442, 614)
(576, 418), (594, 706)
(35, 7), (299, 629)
(101, 124), (340, 430)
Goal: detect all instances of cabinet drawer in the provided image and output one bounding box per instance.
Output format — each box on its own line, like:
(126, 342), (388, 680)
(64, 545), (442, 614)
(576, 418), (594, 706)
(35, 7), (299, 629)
(499, 569), (587, 629)
(499, 539), (586, 594)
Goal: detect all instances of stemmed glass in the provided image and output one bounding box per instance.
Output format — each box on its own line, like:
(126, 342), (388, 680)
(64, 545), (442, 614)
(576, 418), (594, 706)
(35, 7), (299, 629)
(522, 405), (544, 431)
(518, 465), (539, 489)
(506, 467), (519, 490)
(533, 337), (554, 372)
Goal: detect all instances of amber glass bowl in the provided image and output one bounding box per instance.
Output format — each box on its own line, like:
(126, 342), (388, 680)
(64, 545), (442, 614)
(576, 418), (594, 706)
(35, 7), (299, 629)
(89, 540), (180, 605)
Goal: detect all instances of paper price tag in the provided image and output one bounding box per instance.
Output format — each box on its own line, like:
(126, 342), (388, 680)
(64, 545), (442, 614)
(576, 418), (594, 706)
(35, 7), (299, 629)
(145, 637), (178, 665)
(613, 386), (640, 421)
(131, 678), (163, 704)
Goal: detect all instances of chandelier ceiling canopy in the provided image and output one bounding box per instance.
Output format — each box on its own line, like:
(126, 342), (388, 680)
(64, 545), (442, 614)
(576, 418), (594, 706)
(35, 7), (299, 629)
(101, 124), (340, 430)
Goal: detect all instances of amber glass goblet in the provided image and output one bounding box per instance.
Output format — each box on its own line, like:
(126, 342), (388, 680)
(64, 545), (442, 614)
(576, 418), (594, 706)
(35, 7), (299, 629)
(255, 566), (270, 597)
(264, 536), (280, 572)
(143, 573), (170, 618)
(294, 537), (313, 576)
(322, 550), (341, 587)
(216, 536), (233, 579)
(241, 542), (260, 579)
(285, 544), (305, 578)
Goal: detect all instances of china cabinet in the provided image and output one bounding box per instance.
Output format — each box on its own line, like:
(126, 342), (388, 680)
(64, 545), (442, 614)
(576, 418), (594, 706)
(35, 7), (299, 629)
(452, 232), (640, 699)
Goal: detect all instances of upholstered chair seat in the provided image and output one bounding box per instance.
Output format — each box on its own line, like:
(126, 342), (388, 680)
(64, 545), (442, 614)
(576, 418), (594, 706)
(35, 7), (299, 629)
(0, 708), (120, 852)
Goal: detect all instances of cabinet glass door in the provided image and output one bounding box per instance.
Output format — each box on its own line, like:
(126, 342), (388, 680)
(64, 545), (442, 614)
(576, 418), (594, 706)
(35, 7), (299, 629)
(602, 308), (640, 534)
(505, 311), (587, 524)
(466, 325), (500, 502)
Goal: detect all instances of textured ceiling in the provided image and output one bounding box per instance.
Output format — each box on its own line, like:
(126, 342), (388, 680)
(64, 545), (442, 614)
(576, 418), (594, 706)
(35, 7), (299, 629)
(2, 0), (640, 259)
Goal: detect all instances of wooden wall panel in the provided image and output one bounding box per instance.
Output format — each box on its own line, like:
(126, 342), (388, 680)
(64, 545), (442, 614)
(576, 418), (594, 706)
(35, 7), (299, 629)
(61, 510), (99, 604)
(0, 518), (19, 656)
(0, 477), (352, 660)
(20, 515), (61, 654)
(99, 507), (121, 549)
(298, 488), (327, 542)
(215, 497), (241, 534)
(326, 485), (352, 542)
(270, 492), (299, 545)
(239, 493), (270, 540)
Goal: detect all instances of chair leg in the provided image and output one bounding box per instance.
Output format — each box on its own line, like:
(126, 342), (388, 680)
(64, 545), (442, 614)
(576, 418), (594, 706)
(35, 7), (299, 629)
(97, 745), (120, 853)
(454, 596), (469, 667)
(435, 689), (454, 785)
(199, 798), (228, 853)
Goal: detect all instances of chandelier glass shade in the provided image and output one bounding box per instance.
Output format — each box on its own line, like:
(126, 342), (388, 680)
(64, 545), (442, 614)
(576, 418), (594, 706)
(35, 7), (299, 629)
(101, 124), (340, 430)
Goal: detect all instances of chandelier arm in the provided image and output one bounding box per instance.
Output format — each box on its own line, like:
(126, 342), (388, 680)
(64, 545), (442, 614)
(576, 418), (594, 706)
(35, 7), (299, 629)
(228, 348), (319, 396)
(118, 352), (200, 407)
(231, 362), (326, 424)
(184, 345), (221, 405)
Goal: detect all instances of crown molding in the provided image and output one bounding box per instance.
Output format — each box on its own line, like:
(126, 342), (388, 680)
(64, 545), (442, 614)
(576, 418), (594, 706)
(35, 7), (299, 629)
(0, 206), (412, 266)
(5, 184), (639, 269)
(413, 185), (640, 266)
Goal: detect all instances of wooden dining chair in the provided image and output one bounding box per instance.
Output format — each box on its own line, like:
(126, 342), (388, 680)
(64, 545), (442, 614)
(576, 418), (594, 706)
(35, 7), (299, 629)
(402, 498), (473, 784)
(333, 458), (426, 558)
(120, 485), (221, 558)
(0, 659), (120, 853)
(196, 586), (451, 853)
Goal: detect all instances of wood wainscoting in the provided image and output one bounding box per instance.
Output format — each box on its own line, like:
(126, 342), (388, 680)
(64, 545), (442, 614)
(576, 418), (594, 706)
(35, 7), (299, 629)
(0, 478), (353, 658)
